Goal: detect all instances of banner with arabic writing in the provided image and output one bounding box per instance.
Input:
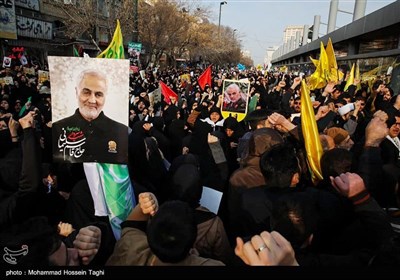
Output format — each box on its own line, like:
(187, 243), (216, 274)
(0, 0), (18, 39)
(14, 0), (39, 11)
(16, 15), (52, 40)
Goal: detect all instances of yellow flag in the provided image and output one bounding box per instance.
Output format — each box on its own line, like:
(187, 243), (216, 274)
(308, 67), (325, 90)
(344, 64), (355, 92)
(300, 80), (323, 184)
(279, 65), (287, 73)
(180, 74), (190, 82)
(355, 62), (361, 91)
(319, 42), (329, 81)
(309, 56), (319, 67)
(361, 65), (382, 81)
(325, 38), (344, 83)
(325, 38), (337, 70)
(308, 42), (328, 90)
(97, 20), (125, 59)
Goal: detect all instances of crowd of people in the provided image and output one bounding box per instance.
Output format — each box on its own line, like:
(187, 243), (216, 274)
(0, 59), (399, 268)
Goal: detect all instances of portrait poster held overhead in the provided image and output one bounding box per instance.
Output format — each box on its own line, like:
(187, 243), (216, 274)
(49, 56), (129, 164)
(221, 79), (250, 122)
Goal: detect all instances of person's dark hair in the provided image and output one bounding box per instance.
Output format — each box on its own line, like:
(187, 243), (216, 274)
(147, 201), (197, 263)
(334, 98), (347, 105)
(245, 109), (273, 130)
(341, 92), (352, 101)
(386, 86), (394, 97)
(333, 84), (344, 93)
(355, 88), (368, 98)
(168, 163), (202, 208)
(223, 116), (239, 131)
(320, 148), (352, 178)
(209, 106), (221, 119)
(372, 80), (383, 91)
(259, 143), (299, 188)
(138, 97), (150, 108)
(386, 110), (400, 128)
(0, 216), (61, 266)
(355, 96), (366, 103)
(144, 136), (164, 169)
(270, 192), (317, 250)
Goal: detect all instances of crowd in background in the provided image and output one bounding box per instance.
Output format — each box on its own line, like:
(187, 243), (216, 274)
(0, 59), (400, 267)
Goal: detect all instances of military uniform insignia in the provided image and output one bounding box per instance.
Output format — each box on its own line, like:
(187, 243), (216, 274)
(108, 141), (117, 153)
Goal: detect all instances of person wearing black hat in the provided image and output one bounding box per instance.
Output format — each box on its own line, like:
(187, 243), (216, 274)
(237, 109), (274, 161)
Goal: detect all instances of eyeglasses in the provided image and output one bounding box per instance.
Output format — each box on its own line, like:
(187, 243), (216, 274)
(360, 103), (365, 106)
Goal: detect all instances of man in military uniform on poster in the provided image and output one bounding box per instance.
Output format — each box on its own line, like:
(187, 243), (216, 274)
(223, 83), (247, 113)
(52, 69), (128, 164)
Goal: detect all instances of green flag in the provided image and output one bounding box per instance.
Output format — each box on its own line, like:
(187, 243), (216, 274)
(90, 20), (134, 240)
(247, 95), (258, 113)
(73, 45), (79, 57)
(96, 163), (135, 240)
(19, 96), (32, 117)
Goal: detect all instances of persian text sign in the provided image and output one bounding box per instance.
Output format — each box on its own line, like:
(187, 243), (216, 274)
(15, 0), (39, 11)
(16, 15), (52, 40)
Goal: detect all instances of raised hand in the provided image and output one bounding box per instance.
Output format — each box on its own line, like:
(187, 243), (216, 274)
(330, 172), (366, 198)
(73, 225), (101, 265)
(139, 192), (158, 216)
(235, 231), (298, 266)
(365, 111), (388, 147)
(18, 111), (36, 129)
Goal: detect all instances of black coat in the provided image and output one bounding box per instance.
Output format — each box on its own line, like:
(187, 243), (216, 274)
(52, 109), (128, 164)
(380, 138), (400, 167)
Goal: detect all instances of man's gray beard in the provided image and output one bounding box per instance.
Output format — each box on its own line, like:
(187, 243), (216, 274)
(80, 108), (100, 121)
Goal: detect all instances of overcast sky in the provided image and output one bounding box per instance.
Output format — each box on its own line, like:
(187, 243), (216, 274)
(198, 0), (396, 65)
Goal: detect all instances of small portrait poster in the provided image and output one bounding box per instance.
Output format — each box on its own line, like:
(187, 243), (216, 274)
(3, 57), (11, 68)
(23, 67), (35, 75)
(0, 77), (14, 86)
(38, 70), (49, 83)
(49, 56), (129, 164)
(221, 79), (250, 122)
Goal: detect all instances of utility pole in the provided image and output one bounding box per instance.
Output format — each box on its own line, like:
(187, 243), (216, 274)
(133, 0), (139, 42)
(218, 1), (227, 38)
